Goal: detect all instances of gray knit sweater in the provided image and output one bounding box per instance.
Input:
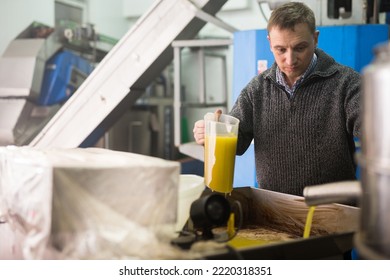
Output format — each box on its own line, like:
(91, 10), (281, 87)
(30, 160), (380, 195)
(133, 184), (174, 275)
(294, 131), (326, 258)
(230, 48), (361, 196)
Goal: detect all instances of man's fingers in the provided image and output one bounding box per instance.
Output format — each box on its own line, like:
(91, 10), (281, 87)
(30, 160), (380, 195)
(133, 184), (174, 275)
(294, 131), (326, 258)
(193, 120), (205, 144)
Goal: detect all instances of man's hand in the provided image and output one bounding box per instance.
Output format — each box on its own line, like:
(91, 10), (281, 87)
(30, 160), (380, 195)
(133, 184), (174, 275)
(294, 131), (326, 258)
(193, 109), (222, 145)
(193, 119), (205, 145)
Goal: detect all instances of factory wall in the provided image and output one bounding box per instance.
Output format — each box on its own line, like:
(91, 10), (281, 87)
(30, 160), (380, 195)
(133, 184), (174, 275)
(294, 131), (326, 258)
(0, 0), (54, 55)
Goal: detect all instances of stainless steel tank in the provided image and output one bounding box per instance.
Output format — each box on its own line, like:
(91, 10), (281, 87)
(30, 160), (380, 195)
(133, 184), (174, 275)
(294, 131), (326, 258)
(356, 42), (390, 259)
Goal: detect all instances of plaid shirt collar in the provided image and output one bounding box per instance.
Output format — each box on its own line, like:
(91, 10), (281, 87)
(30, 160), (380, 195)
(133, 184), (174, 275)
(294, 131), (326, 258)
(276, 53), (317, 98)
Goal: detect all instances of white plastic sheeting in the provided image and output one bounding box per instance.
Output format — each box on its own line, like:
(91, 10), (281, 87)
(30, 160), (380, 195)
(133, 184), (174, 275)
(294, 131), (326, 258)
(0, 146), (189, 259)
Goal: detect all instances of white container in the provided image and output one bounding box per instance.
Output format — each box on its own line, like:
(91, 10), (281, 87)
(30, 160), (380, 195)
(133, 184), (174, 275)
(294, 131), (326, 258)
(0, 146), (180, 259)
(176, 174), (205, 231)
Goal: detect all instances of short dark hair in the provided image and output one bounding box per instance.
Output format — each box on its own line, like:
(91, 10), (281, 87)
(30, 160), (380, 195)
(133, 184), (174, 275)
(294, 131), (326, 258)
(267, 2), (316, 34)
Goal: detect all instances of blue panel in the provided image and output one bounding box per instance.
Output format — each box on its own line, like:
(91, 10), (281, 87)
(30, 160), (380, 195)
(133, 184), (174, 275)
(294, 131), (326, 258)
(232, 30), (259, 102)
(254, 30), (275, 78)
(318, 24), (389, 73)
(39, 50), (94, 106)
(318, 26), (354, 69)
(232, 24), (388, 188)
(233, 30), (271, 187)
(356, 25), (388, 72)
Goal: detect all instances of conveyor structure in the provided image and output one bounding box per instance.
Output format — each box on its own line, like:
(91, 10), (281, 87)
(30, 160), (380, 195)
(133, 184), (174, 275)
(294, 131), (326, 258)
(27, 0), (231, 148)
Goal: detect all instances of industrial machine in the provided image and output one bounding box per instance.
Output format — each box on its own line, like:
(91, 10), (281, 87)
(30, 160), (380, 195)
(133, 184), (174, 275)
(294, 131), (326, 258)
(172, 187), (359, 260)
(25, 0), (232, 149)
(0, 0), (118, 147)
(0, 0), (238, 164)
(0, 21), (100, 146)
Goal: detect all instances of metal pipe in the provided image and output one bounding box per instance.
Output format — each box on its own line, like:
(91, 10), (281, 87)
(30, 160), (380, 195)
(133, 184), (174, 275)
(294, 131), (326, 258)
(303, 180), (361, 206)
(372, 0), (379, 24)
(173, 45), (182, 147)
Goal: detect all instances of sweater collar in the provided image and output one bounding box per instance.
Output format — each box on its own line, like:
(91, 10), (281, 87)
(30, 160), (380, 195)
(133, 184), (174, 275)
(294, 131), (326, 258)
(275, 53), (317, 97)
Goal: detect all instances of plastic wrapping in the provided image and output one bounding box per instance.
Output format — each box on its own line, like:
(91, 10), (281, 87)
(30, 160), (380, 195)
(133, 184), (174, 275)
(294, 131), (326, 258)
(0, 146), (192, 259)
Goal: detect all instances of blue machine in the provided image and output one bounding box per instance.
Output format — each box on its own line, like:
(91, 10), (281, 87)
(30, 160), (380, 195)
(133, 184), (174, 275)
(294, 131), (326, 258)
(38, 50), (94, 106)
(232, 24), (389, 188)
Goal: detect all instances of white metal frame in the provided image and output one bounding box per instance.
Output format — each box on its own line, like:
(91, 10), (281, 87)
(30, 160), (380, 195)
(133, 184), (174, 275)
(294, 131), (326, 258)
(172, 38), (233, 147)
(29, 0), (230, 148)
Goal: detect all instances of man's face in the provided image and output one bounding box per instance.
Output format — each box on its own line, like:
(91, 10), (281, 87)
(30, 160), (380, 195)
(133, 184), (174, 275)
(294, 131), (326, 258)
(268, 23), (318, 85)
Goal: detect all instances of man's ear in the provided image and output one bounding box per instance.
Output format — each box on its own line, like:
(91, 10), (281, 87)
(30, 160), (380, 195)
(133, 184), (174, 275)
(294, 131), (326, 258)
(314, 30), (319, 47)
(267, 35), (271, 51)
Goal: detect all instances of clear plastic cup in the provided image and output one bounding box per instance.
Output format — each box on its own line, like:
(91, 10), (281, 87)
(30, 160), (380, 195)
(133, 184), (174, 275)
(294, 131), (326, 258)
(204, 112), (240, 194)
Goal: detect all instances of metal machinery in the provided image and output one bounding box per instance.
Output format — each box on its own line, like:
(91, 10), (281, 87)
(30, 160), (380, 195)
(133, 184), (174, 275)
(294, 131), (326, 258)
(0, 0), (233, 156)
(0, 22), (64, 146)
(27, 0), (232, 151)
(0, 4), (114, 147)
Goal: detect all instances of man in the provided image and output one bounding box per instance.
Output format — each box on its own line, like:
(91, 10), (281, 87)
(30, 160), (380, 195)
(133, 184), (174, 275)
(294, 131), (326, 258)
(193, 2), (361, 196)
